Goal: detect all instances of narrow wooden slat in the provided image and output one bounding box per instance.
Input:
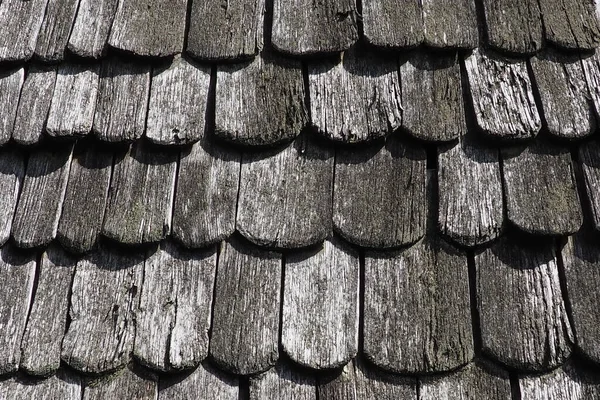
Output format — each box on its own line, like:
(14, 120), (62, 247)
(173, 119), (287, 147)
(0, 151), (24, 246)
(519, 362), (600, 399)
(0, 371), (81, 399)
(538, 0), (600, 50)
(0, 0), (48, 61)
(68, 0), (119, 58)
(159, 362), (239, 399)
(580, 140), (600, 231)
(250, 364), (316, 399)
(0, 68), (24, 145)
(362, 0), (422, 49)
(422, 0), (477, 49)
(34, 0), (80, 62)
(210, 238), (282, 375)
(83, 367), (157, 400)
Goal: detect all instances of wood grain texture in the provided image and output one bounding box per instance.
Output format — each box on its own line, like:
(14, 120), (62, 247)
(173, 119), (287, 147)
(250, 364), (316, 399)
(215, 51), (307, 146)
(12, 145), (73, 249)
(34, 0), (80, 62)
(476, 238), (573, 371)
(0, 245), (36, 375)
(400, 52), (466, 142)
(465, 50), (541, 140)
(0, 68), (24, 145)
(12, 65), (57, 145)
(309, 47), (402, 143)
(62, 246), (144, 374)
(438, 135), (504, 247)
(519, 362), (600, 399)
(210, 239), (282, 375)
(237, 134), (333, 249)
(146, 56), (210, 145)
(422, 0), (478, 49)
(334, 137), (427, 248)
(272, 0), (357, 55)
(0, 151), (24, 247)
(20, 247), (75, 377)
(362, 0), (423, 48)
(159, 362), (239, 399)
(502, 140), (582, 235)
(83, 367), (157, 400)
(135, 243), (217, 371)
(538, 0), (600, 50)
(0, 371), (81, 399)
(0, 0), (48, 61)
(283, 238), (359, 369)
(582, 51), (600, 120)
(57, 144), (113, 253)
(580, 140), (600, 230)
(108, 0), (187, 57)
(46, 63), (100, 137)
(102, 142), (177, 245)
(172, 139), (240, 248)
(93, 59), (150, 142)
(187, 0), (264, 61)
(68, 0), (119, 58)
(530, 51), (596, 139)
(481, 0), (543, 54)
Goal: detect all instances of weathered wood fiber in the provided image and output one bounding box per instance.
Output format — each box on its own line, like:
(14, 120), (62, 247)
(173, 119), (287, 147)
(582, 51), (600, 120)
(530, 51), (596, 139)
(0, 68), (24, 145)
(0, 371), (81, 399)
(93, 59), (150, 142)
(146, 56), (210, 145)
(61, 246), (144, 374)
(159, 362), (239, 399)
(282, 238), (359, 369)
(400, 52), (465, 142)
(353, 361), (417, 399)
(580, 140), (600, 230)
(362, 0), (422, 48)
(237, 134), (333, 249)
(476, 238), (573, 371)
(502, 140), (582, 235)
(422, 0), (478, 49)
(309, 47), (402, 143)
(519, 362), (600, 399)
(0, 0), (48, 61)
(187, 0), (264, 61)
(12, 65), (57, 145)
(0, 151), (24, 246)
(272, 0), (357, 55)
(68, 0), (119, 58)
(57, 144), (113, 253)
(108, 0), (187, 57)
(20, 247), (76, 377)
(420, 361), (512, 400)
(172, 139), (240, 248)
(464, 50), (541, 140)
(334, 137), (427, 248)
(135, 242), (217, 371)
(438, 135), (504, 247)
(215, 50), (307, 146)
(34, 0), (80, 62)
(538, 0), (600, 50)
(481, 0), (543, 54)
(250, 364), (316, 399)
(46, 64), (100, 137)
(83, 367), (157, 400)
(210, 239), (282, 375)
(0, 245), (36, 375)
(12, 145), (73, 248)
(102, 142), (177, 245)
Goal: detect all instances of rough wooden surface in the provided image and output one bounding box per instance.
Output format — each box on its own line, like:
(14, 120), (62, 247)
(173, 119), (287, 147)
(146, 56), (210, 145)
(159, 362), (239, 399)
(250, 364), (316, 399)
(12, 65), (57, 145)
(481, 0), (543, 54)
(362, 0), (422, 48)
(0, 68), (24, 145)
(502, 140), (582, 235)
(187, 0), (264, 60)
(83, 367), (157, 400)
(582, 51), (600, 122)
(135, 243), (217, 371)
(172, 139), (240, 248)
(68, 0), (119, 58)
(237, 134), (333, 248)
(400, 52), (465, 142)
(46, 64), (100, 137)
(465, 50), (541, 140)
(519, 362), (600, 399)
(272, 0), (357, 55)
(62, 247), (144, 374)
(102, 142), (177, 245)
(215, 51), (307, 146)
(422, 0), (478, 48)
(0, 245), (36, 375)
(438, 135), (504, 247)
(93, 59), (150, 142)
(309, 47), (402, 143)
(476, 238), (573, 371)
(20, 247), (76, 377)
(530, 52), (595, 139)
(0, 151), (24, 246)
(12, 145), (73, 248)
(210, 239), (282, 375)
(0, 0), (48, 61)
(538, 0), (600, 50)
(34, 0), (80, 61)
(334, 137), (427, 248)
(580, 140), (600, 230)
(108, 0), (187, 57)
(0, 371), (81, 399)
(283, 239), (359, 369)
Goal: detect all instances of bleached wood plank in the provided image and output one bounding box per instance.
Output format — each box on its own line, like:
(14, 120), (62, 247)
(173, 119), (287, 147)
(34, 0), (80, 61)
(83, 367), (157, 400)
(422, 0), (478, 49)
(0, 68), (24, 145)
(519, 362), (600, 399)
(0, 371), (81, 399)
(159, 362), (239, 399)
(67, 0), (119, 58)
(250, 364), (316, 399)
(0, 0), (48, 61)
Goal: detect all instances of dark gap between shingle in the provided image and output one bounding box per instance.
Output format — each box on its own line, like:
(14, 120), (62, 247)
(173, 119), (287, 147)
(355, 0), (364, 38)
(207, 241), (222, 341)
(168, 150), (183, 238)
(526, 58), (550, 137)
(466, 251), (483, 357)
(238, 374), (250, 400)
(509, 372), (522, 400)
(357, 249), (366, 355)
(554, 236), (577, 349)
(23, 251), (43, 334)
(182, 0), (195, 51)
(473, 0), (489, 46)
(301, 61), (311, 124)
(277, 252), (286, 355)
